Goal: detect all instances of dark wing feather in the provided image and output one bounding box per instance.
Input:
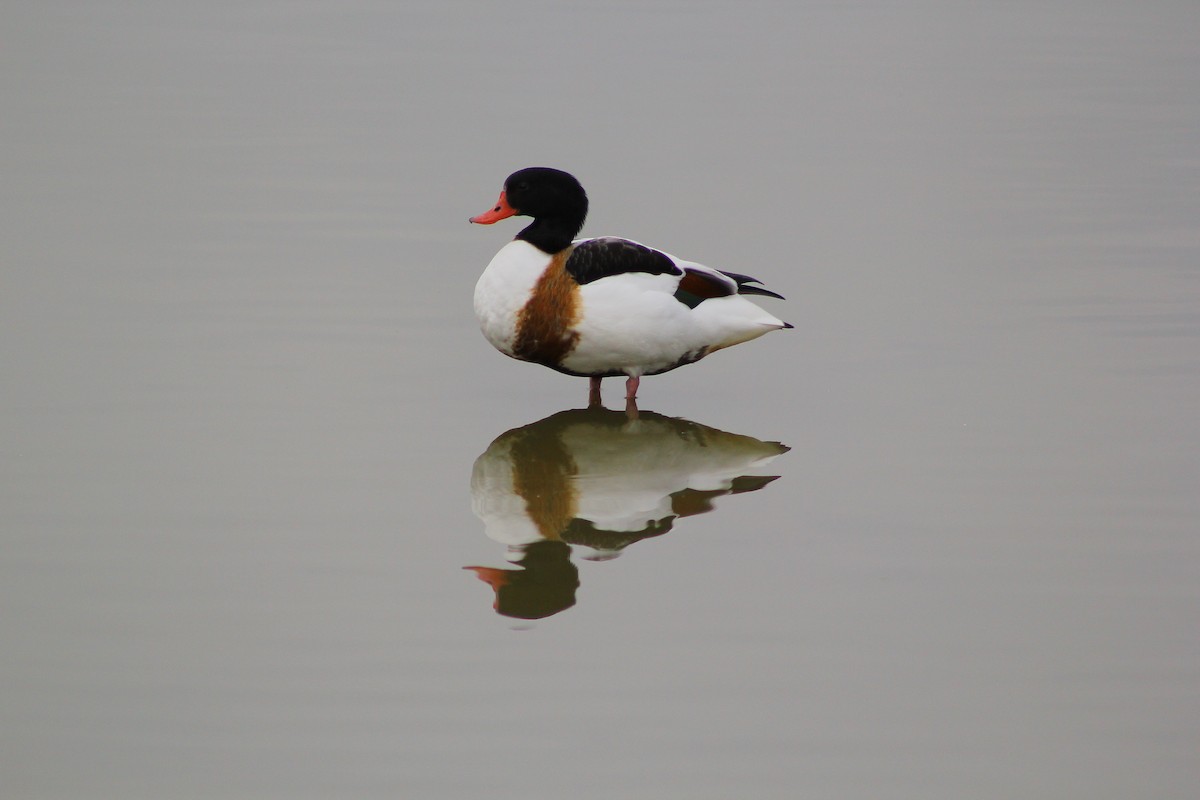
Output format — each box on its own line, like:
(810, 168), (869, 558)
(719, 269), (786, 300)
(564, 237), (682, 285)
(674, 268), (736, 309)
(566, 238), (787, 310)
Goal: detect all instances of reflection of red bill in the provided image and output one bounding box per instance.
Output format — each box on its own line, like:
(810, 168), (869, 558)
(463, 565), (513, 590)
(469, 190), (518, 224)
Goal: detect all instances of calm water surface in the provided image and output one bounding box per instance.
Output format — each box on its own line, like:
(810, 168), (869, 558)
(3, 2), (1198, 798)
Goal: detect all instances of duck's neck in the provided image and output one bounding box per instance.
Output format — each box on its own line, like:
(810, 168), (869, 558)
(516, 205), (587, 254)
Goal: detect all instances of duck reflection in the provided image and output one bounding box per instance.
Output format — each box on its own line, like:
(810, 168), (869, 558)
(465, 407), (788, 619)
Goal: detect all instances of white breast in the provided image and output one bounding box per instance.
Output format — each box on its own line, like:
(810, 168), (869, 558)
(473, 240), (551, 355)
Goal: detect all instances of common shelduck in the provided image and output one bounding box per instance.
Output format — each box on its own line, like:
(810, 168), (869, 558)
(470, 167), (792, 408)
(465, 407), (789, 619)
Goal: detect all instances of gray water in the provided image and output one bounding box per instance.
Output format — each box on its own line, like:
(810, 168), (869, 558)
(3, 2), (1198, 798)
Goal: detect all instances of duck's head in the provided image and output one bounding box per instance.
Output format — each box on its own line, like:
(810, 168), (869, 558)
(471, 167), (588, 251)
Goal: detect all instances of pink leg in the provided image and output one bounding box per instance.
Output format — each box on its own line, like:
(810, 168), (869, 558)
(623, 376), (641, 418)
(588, 376), (603, 408)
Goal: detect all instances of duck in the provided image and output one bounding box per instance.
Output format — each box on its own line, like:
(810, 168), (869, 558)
(465, 406), (789, 619)
(470, 167), (791, 409)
